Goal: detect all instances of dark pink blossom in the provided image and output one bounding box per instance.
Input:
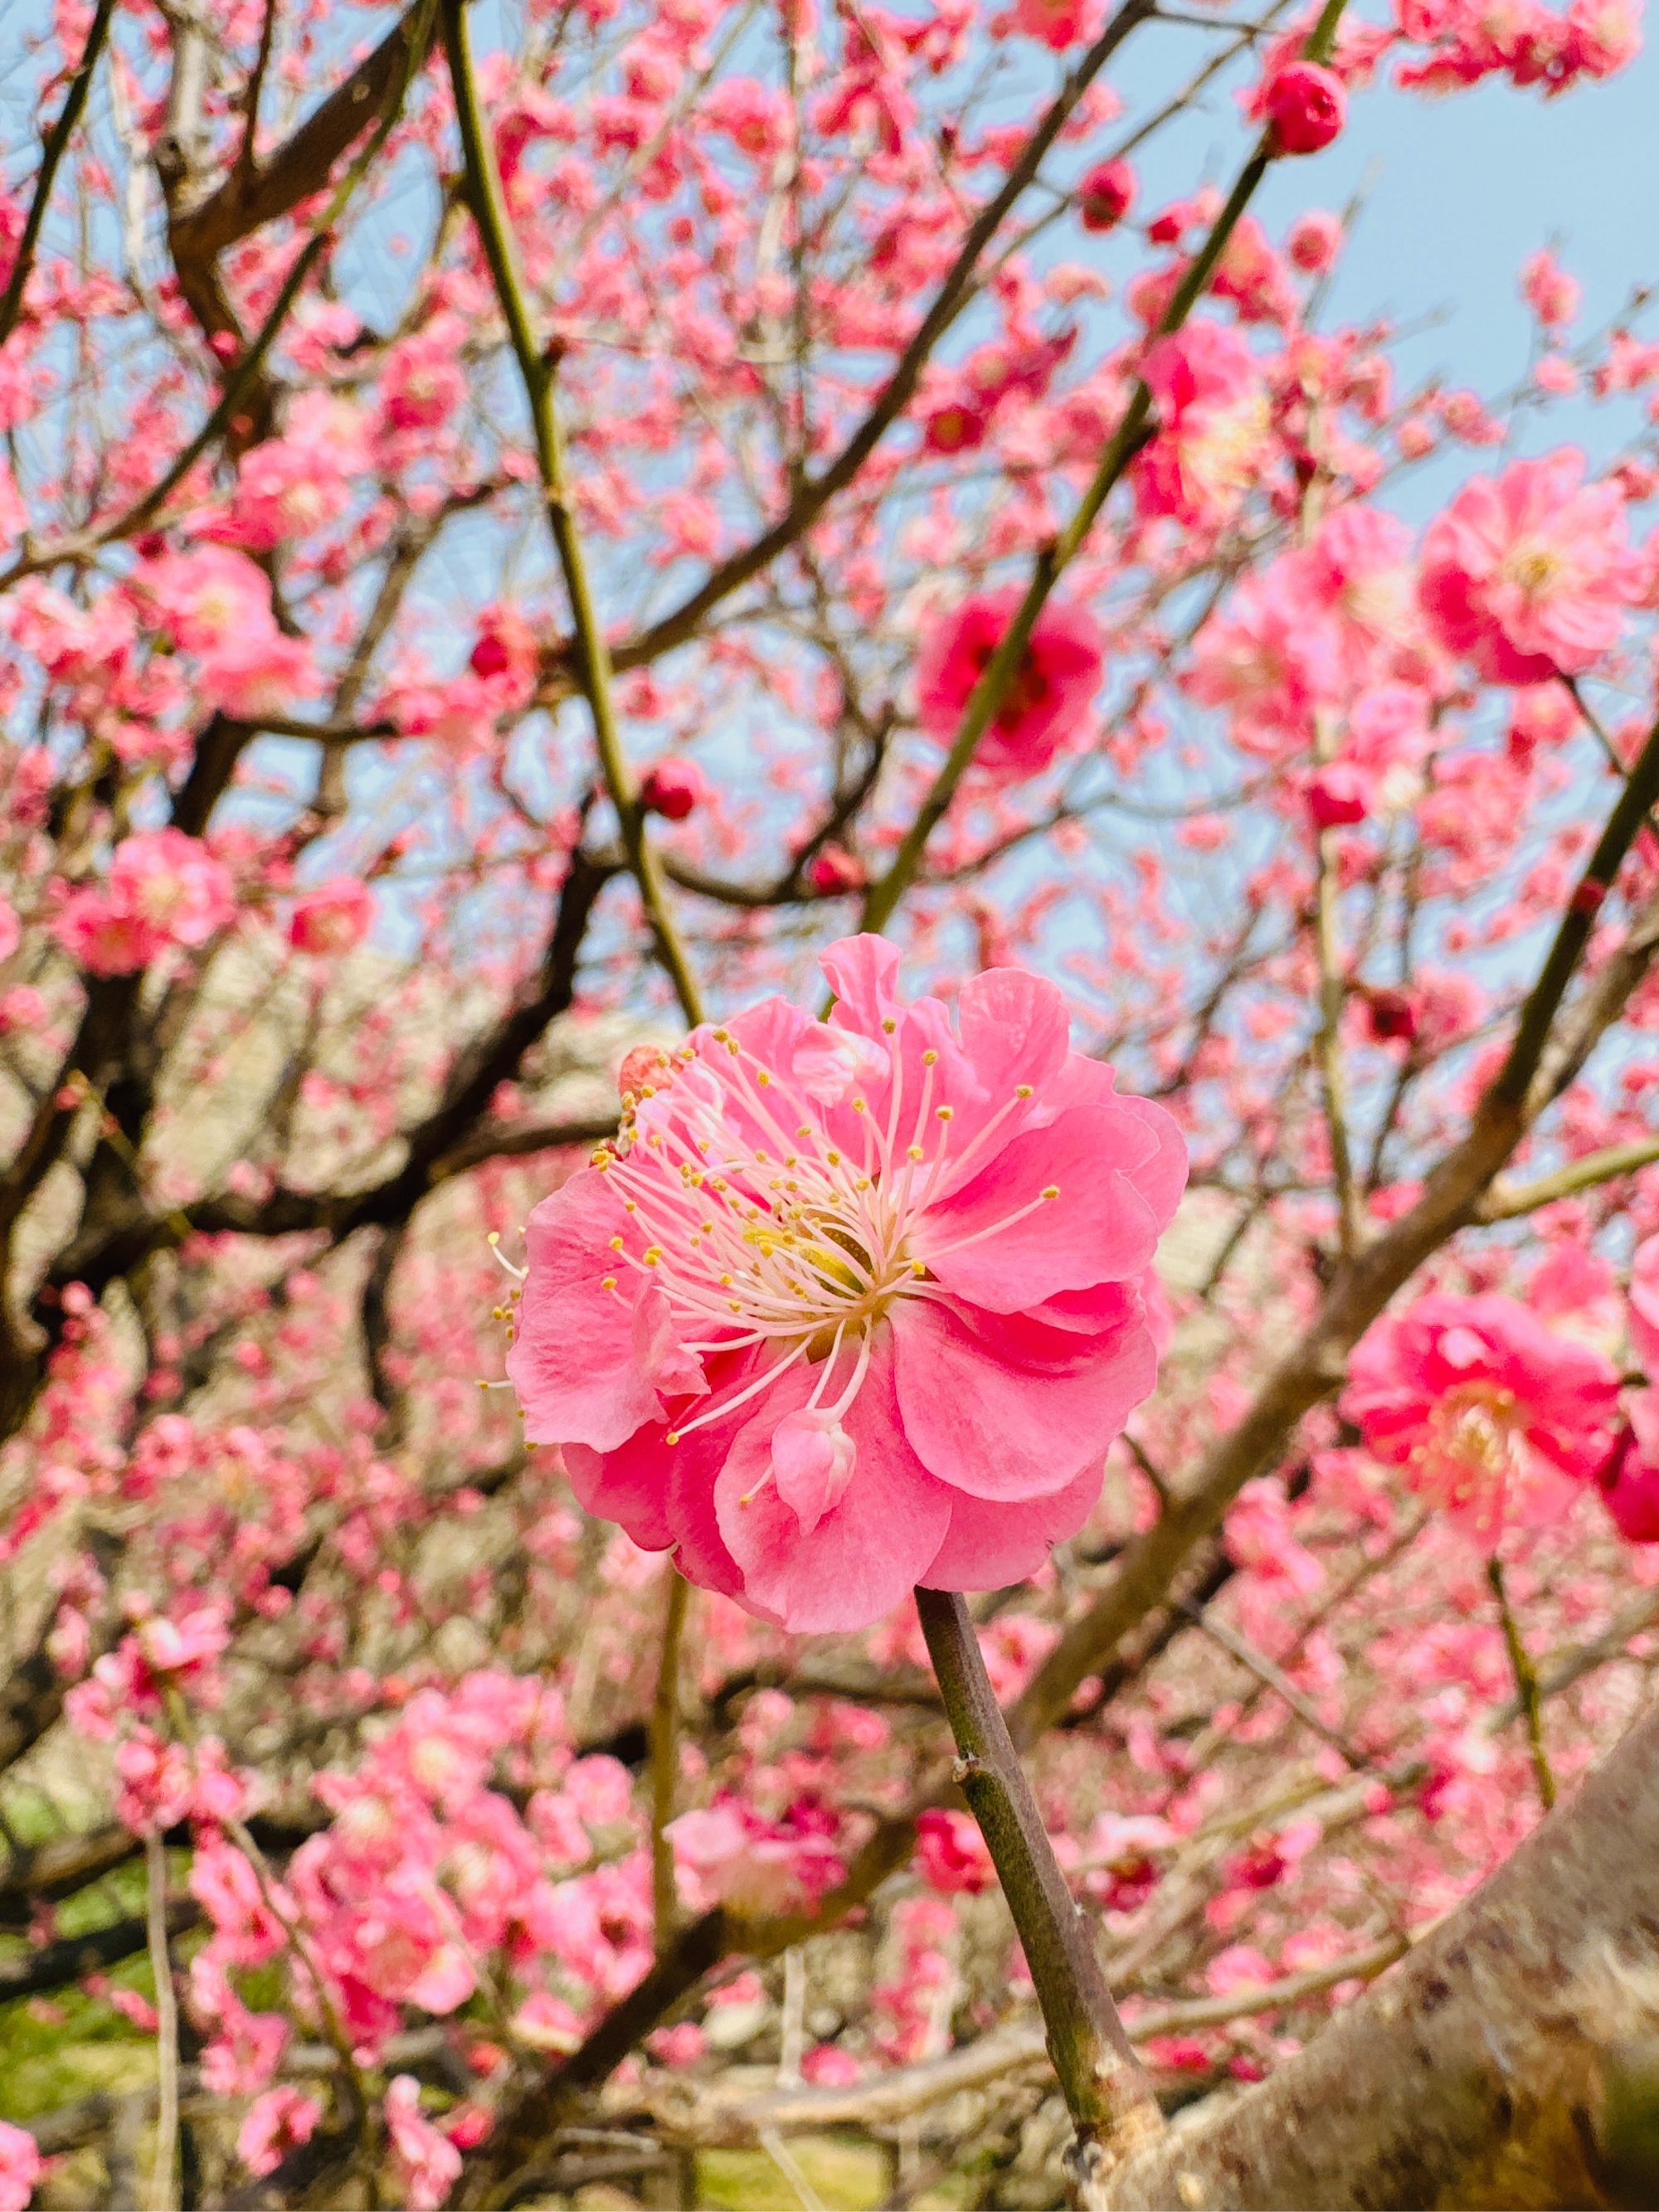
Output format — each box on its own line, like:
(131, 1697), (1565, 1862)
(1263, 61), (1348, 153)
(1343, 1293), (1620, 1544)
(915, 589), (1106, 776)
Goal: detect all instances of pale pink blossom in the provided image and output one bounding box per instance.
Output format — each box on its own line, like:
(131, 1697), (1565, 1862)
(915, 589), (1105, 776)
(668, 1795), (844, 1914)
(1343, 1293), (1620, 1544)
(1418, 448), (1639, 684)
(508, 937), (1185, 1632)
(1286, 209), (1343, 274)
(1136, 322), (1271, 528)
(237, 2086), (321, 2178)
(289, 878), (376, 955)
(1520, 248), (1581, 329)
(110, 829), (234, 947)
(0, 2121), (41, 2212)
(385, 2077), (463, 2210)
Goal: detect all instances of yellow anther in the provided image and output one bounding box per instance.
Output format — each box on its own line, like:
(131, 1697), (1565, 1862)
(911, 1258), (927, 1277)
(922, 1049), (938, 1065)
(609, 1235), (624, 1251)
(601, 1275), (616, 1290)
(591, 1147), (614, 1168)
(642, 1247), (662, 1264)
(757, 1069), (771, 1086)
(936, 1105), (954, 1121)
(883, 1017), (897, 1033)
(665, 1429), (680, 1445)
(712, 1028), (729, 1042)
(826, 1150), (840, 1165)
(1014, 1084), (1033, 1098)
(719, 1273), (733, 1285)
(727, 1039), (740, 1056)
(907, 1144), (923, 1160)
(487, 1231), (501, 1247)
(1042, 1185), (1059, 1199)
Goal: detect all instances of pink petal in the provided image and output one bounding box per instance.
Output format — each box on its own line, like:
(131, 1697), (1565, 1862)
(956, 966), (1071, 1097)
(891, 1297), (1155, 1500)
(922, 1461), (1102, 1589)
(912, 1106), (1162, 1310)
(714, 1342), (950, 1632)
(508, 1173), (706, 1451)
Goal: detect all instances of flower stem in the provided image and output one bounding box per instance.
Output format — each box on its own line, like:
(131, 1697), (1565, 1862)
(651, 1568), (690, 1947)
(1487, 1557), (1555, 1811)
(912, 1587), (1164, 2187)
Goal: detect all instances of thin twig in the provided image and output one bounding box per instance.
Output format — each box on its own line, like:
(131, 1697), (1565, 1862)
(1486, 1558), (1555, 1811)
(913, 1587), (1164, 2185)
(144, 1834), (180, 2212)
(650, 1568), (689, 1947)
(0, 0), (120, 348)
(441, 0), (704, 1025)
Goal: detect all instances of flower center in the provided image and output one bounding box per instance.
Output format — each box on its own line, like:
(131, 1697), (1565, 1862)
(1415, 1381), (1521, 1512)
(1500, 541), (1565, 597)
(589, 1024), (1050, 1448)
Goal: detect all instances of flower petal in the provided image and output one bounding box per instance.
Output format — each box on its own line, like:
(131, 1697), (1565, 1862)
(922, 1461), (1102, 1589)
(892, 1296), (1155, 1500)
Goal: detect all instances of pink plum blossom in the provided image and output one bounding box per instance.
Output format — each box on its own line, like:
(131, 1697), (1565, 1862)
(508, 936), (1185, 1631)
(1418, 448), (1639, 684)
(289, 878), (376, 955)
(1343, 1293), (1620, 1544)
(238, 2088), (322, 2178)
(0, 2123), (39, 2212)
(914, 589), (1106, 776)
(385, 2077), (463, 2211)
(1136, 322), (1271, 529)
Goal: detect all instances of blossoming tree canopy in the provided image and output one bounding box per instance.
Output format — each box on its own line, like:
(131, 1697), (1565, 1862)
(7, 0), (1659, 2201)
(508, 936), (1185, 1630)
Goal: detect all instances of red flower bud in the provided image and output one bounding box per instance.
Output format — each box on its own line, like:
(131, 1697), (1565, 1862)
(806, 844), (865, 895)
(1077, 158), (1136, 232)
(1264, 61), (1347, 157)
(1364, 988), (1418, 1044)
(639, 756), (708, 820)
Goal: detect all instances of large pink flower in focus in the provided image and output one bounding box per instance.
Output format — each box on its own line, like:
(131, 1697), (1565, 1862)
(508, 936), (1185, 1632)
(1343, 1292), (1619, 1545)
(1418, 447), (1639, 684)
(915, 590), (1105, 776)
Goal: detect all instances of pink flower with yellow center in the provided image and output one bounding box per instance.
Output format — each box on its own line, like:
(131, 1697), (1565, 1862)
(1343, 1292), (1619, 1546)
(508, 936), (1185, 1631)
(1418, 446), (1639, 685)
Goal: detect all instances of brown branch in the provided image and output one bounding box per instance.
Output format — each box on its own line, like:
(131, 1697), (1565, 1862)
(0, 0), (119, 348)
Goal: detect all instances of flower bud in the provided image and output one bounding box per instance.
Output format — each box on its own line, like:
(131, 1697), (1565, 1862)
(1077, 158), (1136, 232)
(806, 845), (865, 895)
(1264, 61), (1347, 156)
(639, 756), (708, 820)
